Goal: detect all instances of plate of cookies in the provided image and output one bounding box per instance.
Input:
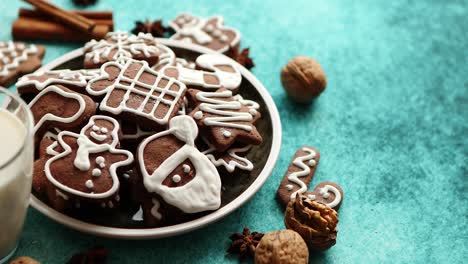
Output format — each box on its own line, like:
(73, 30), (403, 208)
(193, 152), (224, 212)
(17, 31), (281, 239)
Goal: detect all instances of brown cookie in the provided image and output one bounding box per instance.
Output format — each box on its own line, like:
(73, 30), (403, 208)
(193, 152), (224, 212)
(187, 88), (262, 151)
(169, 13), (240, 54)
(277, 147), (343, 210)
(137, 115), (221, 221)
(83, 31), (175, 69)
(202, 139), (253, 173)
(0, 41), (45, 87)
(86, 59), (186, 129)
(28, 85), (96, 141)
(161, 53), (241, 92)
(16, 69), (100, 95)
(33, 115), (133, 211)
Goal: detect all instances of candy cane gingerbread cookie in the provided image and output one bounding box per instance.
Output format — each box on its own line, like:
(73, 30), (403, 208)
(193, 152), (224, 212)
(33, 115), (133, 211)
(0, 41), (45, 87)
(169, 13), (240, 54)
(187, 88), (262, 151)
(29, 85), (96, 140)
(277, 147), (344, 210)
(161, 53), (242, 92)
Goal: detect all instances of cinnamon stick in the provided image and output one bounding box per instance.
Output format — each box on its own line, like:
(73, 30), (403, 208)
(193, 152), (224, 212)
(23, 0), (96, 33)
(19, 8), (114, 30)
(12, 17), (107, 42)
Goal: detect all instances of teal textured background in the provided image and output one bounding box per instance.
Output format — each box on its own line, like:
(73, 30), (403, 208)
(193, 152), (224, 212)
(1, 0), (467, 263)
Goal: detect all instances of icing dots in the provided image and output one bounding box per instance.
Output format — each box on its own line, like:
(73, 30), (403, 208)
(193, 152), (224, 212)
(172, 174), (181, 183)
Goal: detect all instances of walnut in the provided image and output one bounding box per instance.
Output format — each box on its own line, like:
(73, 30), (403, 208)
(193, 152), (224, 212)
(255, 230), (309, 264)
(284, 194), (338, 251)
(281, 56), (327, 103)
(9, 256), (41, 264)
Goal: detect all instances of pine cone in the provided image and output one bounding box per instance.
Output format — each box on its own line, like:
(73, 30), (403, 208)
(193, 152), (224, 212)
(284, 194), (338, 251)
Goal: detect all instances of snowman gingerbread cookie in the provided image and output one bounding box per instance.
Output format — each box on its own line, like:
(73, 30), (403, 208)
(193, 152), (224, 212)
(33, 115), (133, 211)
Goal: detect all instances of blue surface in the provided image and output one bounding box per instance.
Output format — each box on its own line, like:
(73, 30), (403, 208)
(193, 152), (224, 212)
(1, 0), (467, 263)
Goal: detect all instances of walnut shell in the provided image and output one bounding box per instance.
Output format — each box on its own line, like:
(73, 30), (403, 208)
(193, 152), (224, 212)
(9, 256), (41, 264)
(255, 230), (309, 264)
(281, 56), (327, 103)
(285, 195), (338, 251)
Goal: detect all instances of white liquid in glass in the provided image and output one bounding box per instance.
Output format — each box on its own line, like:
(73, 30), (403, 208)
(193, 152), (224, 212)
(0, 109), (32, 259)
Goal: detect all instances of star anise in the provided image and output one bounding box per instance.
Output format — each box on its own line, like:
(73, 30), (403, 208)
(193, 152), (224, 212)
(227, 227), (264, 259)
(226, 46), (255, 70)
(67, 246), (108, 264)
(131, 19), (167, 38)
(72, 0), (98, 6)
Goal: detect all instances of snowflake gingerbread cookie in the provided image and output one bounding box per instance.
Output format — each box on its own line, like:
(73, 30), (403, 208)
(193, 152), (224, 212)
(0, 41), (45, 87)
(33, 115), (133, 211)
(169, 13), (240, 53)
(83, 31), (175, 69)
(86, 58), (186, 129)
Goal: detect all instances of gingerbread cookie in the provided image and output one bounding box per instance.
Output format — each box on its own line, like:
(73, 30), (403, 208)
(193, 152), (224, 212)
(83, 31), (175, 69)
(86, 59), (186, 129)
(162, 53), (241, 92)
(0, 41), (45, 87)
(16, 69), (100, 95)
(277, 147), (343, 209)
(202, 140), (253, 173)
(33, 115), (133, 211)
(29, 85), (96, 139)
(187, 88), (262, 151)
(169, 13), (240, 53)
(138, 115), (221, 215)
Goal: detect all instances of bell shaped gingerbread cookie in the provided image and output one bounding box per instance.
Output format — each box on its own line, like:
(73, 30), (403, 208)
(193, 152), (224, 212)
(33, 115), (133, 211)
(86, 58), (186, 129)
(161, 53), (242, 92)
(169, 13), (240, 53)
(277, 147), (344, 210)
(138, 115), (221, 215)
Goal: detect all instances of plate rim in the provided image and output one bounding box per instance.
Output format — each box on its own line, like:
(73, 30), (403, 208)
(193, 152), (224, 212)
(29, 39), (282, 239)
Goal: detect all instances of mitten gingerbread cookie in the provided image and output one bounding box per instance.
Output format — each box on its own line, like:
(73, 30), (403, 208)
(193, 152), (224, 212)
(161, 53), (242, 92)
(137, 115), (221, 224)
(277, 147), (343, 210)
(29, 85), (96, 140)
(83, 31), (175, 69)
(86, 59), (186, 129)
(16, 69), (100, 95)
(169, 13), (240, 54)
(187, 88), (262, 151)
(0, 41), (45, 87)
(33, 115), (133, 211)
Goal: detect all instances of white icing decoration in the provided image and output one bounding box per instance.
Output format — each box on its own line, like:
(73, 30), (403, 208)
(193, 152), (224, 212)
(115, 195), (120, 202)
(150, 198), (162, 220)
(0, 41), (38, 77)
(183, 164), (191, 173)
(139, 115), (221, 213)
(169, 14), (241, 53)
(123, 173), (130, 179)
(194, 90), (259, 131)
(92, 168), (101, 177)
(85, 180), (94, 189)
(286, 184), (294, 191)
(193, 111), (203, 119)
(96, 156), (105, 164)
(203, 142), (253, 173)
(319, 185), (342, 208)
(151, 43), (176, 71)
(287, 147), (317, 199)
(44, 115), (134, 199)
(92, 125), (99, 131)
(16, 69), (100, 91)
(249, 109), (257, 116)
(132, 206), (144, 221)
(55, 189), (69, 200)
(172, 174), (181, 183)
(108, 201), (114, 208)
(101, 127), (108, 133)
(99, 163), (106, 168)
(308, 194), (316, 200)
(221, 128), (232, 138)
(28, 86), (86, 134)
(86, 59), (185, 126)
(90, 131), (107, 142)
(309, 159), (316, 167)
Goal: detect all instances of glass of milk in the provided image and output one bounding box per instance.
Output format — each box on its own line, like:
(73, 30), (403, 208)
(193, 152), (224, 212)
(0, 87), (34, 263)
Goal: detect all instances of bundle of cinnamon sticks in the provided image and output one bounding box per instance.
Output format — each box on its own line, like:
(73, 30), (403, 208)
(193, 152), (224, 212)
(13, 0), (114, 42)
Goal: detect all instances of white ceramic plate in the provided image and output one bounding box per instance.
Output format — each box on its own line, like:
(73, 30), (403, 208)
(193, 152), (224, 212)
(28, 39), (282, 239)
